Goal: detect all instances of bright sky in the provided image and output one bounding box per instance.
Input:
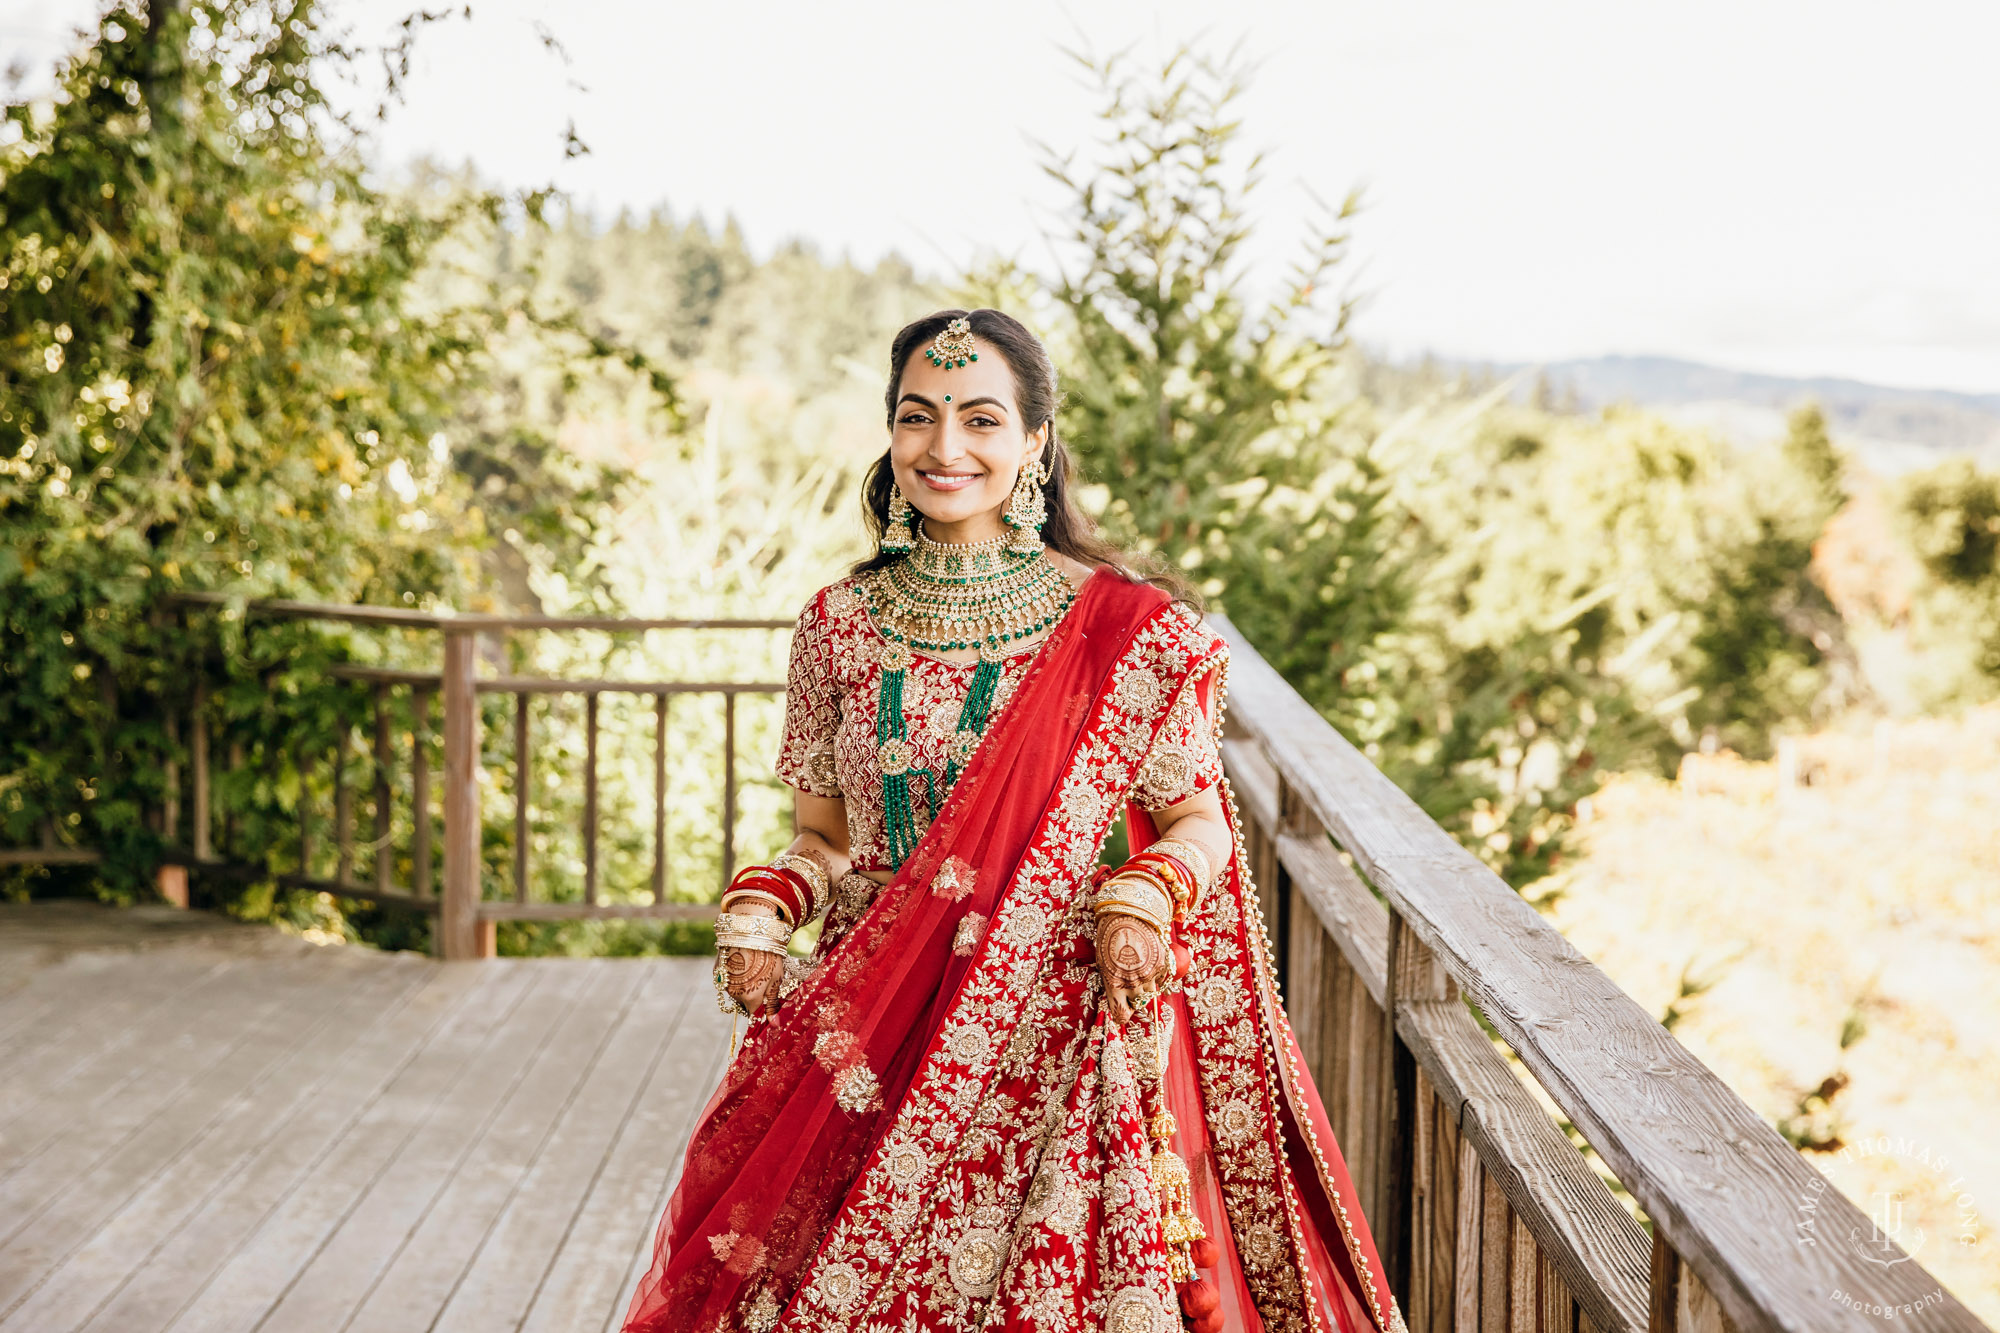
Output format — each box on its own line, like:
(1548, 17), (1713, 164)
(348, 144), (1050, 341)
(6, 0), (1998, 394)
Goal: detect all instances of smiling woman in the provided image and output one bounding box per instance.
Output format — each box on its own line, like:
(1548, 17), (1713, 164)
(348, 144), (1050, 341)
(622, 310), (1405, 1333)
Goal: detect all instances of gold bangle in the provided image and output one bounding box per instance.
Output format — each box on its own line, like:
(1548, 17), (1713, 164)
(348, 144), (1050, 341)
(773, 851), (830, 918)
(1096, 896), (1168, 928)
(1149, 837), (1213, 896)
(1094, 875), (1173, 923)
(1115, 865), (1183, 913)
(720, 888), (796, 926)
(715, 911), (793, 955)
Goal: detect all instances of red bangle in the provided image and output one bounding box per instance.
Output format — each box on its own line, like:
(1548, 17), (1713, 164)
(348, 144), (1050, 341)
(725, 865), (810, 924)
(1125, 850), (1200, 918)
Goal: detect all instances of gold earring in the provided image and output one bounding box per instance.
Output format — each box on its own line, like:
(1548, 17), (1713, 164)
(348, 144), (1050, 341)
(882, 488), (916, 553)
(1003, 452), (1049, 554)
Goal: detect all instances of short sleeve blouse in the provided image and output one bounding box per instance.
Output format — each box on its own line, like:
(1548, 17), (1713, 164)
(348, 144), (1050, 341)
(774, 576), (1222, 872)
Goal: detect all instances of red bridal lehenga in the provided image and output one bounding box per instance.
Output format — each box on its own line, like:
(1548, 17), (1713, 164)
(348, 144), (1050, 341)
(624, 567), (1406, 1333)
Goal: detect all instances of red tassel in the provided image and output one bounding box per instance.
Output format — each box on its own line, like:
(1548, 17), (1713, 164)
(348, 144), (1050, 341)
(1193, 1313), (1224, 1333)
(1189, 1235), (1221, 1269)
(1179, 1278), (1221, 1319)
(1171, 938), (1192, 980)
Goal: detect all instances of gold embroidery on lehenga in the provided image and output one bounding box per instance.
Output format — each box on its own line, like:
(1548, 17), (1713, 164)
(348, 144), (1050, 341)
(947, 1227), (1008, 1298)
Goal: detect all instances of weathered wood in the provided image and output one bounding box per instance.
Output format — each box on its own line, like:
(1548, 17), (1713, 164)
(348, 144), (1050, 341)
(1400, 998), (1650, 1333)
(1210, 615), (1984, 1333)
(1383, 912), (1456, 1300)
(440, 629), (488, 961)
(1677, 1257), (1734, 1333)
(67, 962), (494, 1333)
(1276, 826), (1388, 1008)
(652, 693), (668, 904)
(515, 692), (532, 904)
(720, 691), (738, 891)
(374, 684), (394, 895)
(475, 678), (784, 696)
(474, 901), (719, 923)
(585, 692), (601, 906)
(412, 687), (434, 898)
(1456, 1136), (1485, 1333)
(190, 681), (211, 862)
(1650, 1232), (1679, 1333)
(1482, 1166), (1511, 1333)
(1426, 1088), (1462, 1333)
(1509, 1213), (1536, 1333)
(334, 723), (354, 886)
(172, 590), (792, 633)
(1542, 1251), (1580, 1333)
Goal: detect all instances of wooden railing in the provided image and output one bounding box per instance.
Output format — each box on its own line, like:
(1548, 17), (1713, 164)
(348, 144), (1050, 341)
(1211, 614), (1985, 1333)
(1, 594), (790, 959)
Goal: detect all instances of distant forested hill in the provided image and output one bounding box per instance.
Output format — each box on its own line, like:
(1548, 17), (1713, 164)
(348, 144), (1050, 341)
(1439, 354), (2000, 472)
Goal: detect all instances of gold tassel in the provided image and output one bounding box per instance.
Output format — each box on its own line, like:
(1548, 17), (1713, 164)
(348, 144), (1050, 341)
(1146, 1015), (1208, 1281)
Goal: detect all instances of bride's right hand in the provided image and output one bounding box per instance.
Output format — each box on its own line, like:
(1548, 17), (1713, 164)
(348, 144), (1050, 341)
(720, 899), (786, 1015)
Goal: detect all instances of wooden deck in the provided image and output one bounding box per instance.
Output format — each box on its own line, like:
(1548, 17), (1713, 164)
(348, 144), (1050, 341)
(0, 904), (731, 1333)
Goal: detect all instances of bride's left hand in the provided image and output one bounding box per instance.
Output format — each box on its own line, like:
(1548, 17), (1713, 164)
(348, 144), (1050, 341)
(1097, 913), (1172, 1025)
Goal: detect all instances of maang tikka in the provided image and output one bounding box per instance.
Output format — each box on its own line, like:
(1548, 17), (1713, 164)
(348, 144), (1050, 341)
(1003, 449), (1051, 554)
(924, 316), (978, 369)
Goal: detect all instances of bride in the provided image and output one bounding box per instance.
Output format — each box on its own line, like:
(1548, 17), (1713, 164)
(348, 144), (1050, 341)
(623, 309), (1402, 1333)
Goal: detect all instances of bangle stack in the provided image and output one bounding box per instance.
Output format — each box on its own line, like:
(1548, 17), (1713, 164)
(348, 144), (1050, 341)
(714, 910), (793, 956)
(720, 852), (827, 928)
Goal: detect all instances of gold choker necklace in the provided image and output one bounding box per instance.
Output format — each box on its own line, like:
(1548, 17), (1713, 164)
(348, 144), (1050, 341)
(868, 522), (1075, 659)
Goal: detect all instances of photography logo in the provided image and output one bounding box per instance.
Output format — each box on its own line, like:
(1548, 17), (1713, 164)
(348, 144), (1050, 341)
(1795, 1136), (1982, 1321)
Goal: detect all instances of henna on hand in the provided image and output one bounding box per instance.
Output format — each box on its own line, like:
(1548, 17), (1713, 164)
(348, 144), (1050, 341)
(722, 946), (785, 1015)
(1096, 913), (1171, 1025)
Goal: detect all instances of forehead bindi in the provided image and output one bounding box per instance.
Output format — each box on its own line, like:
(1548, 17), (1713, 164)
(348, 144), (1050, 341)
(903, 342), (1015, 410)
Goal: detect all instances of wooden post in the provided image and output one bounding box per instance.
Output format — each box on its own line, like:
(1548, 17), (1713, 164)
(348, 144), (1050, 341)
(334, 724), (353, 886)
(296, 742), (313, 879)
(440, 629), (490, 960)
(411, 688), (433, 897)
(513, 692), (531, 903)
(162, 712), (181, 845)
(720, 690), (738, 892)
(191, 680), (211, 862)
(1382, 908), (1458, 1305)
(373, 685), (392, 895)
(583, 692), (600, 906)
(652, 692), (668, 904)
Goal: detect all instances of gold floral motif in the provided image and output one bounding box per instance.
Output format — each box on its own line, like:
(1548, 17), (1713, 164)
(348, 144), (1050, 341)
(812, 1261), (865, 1313)
(1137, 743), (1192, 802)
(1213, 1097), (1258, 1145)
(947, 1226), (1008, 1298)
(1059, 781), (1106, 830)
(1105, 1286), (1174, 1333)
(944, 1021), (993, 1065)
(879, 639), (913, 671)
(803, 740), (842, 795)
(824, 583), (863, 616)
(743, 1287), (781, 1331)
(1190, 973), (1242, 1023)
(1001, 903), (1049, 946)
(813, 1028), (858, 1072)
(948, 730), (980, 765)
(884, 1139), (929, 1187)
(1242, 1221), (1285, 1266)
(1113, 666), (1164, 714)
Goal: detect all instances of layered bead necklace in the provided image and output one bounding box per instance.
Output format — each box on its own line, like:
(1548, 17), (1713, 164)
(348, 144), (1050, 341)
(866, 523), (1077, 868)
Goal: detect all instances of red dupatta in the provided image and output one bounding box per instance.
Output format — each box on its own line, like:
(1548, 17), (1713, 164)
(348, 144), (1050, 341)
(624, 570), (1401, 1333)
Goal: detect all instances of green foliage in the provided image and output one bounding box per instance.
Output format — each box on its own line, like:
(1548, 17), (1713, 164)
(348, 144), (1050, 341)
(1892, 457), (2000, 683)
(0, 1), (661, 906)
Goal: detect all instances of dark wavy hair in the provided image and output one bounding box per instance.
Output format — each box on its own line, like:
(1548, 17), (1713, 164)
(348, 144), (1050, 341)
(851, 308), (1194, 607)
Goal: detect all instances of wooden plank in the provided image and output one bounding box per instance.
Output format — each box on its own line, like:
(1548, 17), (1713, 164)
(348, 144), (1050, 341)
(1677, 1257), (1733, 1333)
(0, 952), (243, 1129)
(651, 693), (668, 904)
(237, 961), (610, 1331)
(1211, 615), (1979, 1333)
(1509, 1214), (1536, 1333)
(1481, 1169), (1510, 1333)
(412, 688), (434, 899)
(474, 901), (719, 923)
(584, 692), (600, 907)
(1401, 998), (1649, 1333)
(428, 962), (700, 1332)
(159, 961), (550, 1333)
(0, 953), (411, 1313)
(330, 962), (643, 1331)
(375, 684), (394, 895)
(1455, 1137), (1483, 1333)
(720, 692), (738, 890)
(517, 970), (731, 1333)
(1410, 1066), (1438, 1333)
(1429, 1089), (1462, 1333)
(69, 961), (495, 1333)
(1276, 826), (1389, 1008)
(474, 678), (785, 695)
(174, 588), (792, 633)
(1542, 1250), (1580, 1333)
(1649, 1232), (1678, 1333)
(0, 955), (432, 1332)
(515, 692), (532, 904)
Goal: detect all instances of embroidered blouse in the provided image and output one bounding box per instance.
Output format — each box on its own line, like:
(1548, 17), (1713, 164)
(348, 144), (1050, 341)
(775, 573), (1222, 875)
